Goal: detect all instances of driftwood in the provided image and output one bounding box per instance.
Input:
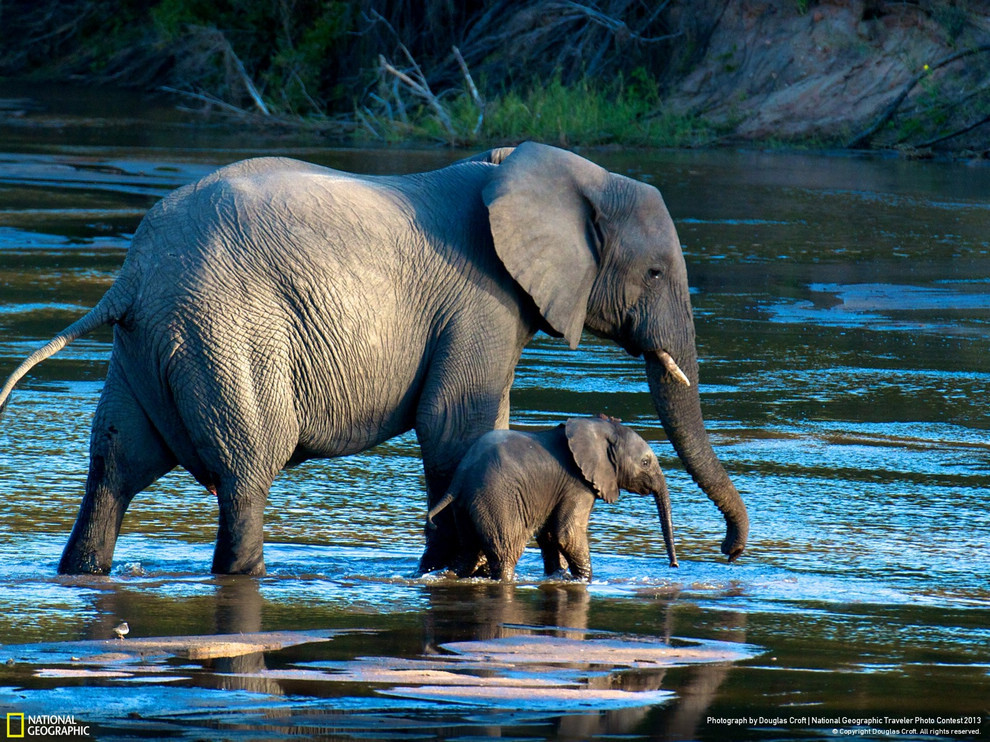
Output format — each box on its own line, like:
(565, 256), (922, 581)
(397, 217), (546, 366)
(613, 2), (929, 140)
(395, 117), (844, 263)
(224, 38), (270, 116)
(377, 45), (486, 142)
(915, 111), (990, 148)
(364, 0), (678, 127)
(847, 44), (990, 149)
(159, 85), (254, 117)
(371, 6), (487, 143)
(543, 0), (679, 44)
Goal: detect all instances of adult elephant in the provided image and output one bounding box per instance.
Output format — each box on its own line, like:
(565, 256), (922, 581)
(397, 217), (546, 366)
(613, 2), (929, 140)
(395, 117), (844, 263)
(0, 142), (748, 576)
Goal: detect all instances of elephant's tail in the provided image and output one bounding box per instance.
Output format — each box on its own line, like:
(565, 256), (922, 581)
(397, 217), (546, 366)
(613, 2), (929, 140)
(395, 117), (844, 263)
(0, 284), (130, 417)
(426, 493), (456, 530)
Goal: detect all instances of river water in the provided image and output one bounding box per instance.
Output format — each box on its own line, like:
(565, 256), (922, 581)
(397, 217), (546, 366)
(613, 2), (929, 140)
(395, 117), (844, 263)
(0, 85), (987, 741)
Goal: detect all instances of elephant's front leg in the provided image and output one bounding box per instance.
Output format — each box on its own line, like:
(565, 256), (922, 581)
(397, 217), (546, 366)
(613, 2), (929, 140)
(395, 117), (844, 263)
(414, 357), (515, 575)
(552, 497), (595, 582)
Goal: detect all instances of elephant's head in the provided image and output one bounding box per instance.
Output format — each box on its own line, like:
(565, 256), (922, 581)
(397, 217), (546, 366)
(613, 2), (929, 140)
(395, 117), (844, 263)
(564, 415), (678, 568)
(483, 142), (748, 561)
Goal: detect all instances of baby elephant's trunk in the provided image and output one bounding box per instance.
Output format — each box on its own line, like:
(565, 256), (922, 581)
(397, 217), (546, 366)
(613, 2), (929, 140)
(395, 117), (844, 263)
(425, 492), (455, 530)
(653, 481), (679, 568)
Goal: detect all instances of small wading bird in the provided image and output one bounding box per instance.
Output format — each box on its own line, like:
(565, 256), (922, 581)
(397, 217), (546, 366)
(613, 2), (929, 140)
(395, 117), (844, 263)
(112, 621), (129, 640)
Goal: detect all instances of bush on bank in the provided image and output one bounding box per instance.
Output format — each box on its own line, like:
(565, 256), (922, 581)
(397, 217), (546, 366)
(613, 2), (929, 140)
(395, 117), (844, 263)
(1, 1), (988, 151)
(0, 0), (721, 147)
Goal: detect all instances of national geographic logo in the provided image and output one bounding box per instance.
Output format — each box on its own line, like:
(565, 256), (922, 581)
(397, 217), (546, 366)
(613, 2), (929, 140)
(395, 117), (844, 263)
(5, 713), (91, 738)
(5, 713), (24, 738)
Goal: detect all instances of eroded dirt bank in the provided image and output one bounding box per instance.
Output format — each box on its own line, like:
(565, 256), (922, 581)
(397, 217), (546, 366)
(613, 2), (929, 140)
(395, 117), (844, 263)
(667, 0), (990, 151)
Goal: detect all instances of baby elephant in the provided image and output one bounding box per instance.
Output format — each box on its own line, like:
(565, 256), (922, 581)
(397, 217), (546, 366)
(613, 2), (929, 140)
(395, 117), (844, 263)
(426, 415), (678, 582)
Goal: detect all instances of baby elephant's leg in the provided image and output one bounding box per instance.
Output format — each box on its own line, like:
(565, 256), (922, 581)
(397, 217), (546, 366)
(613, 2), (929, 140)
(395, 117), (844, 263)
(553, 495), (595, 581)
(480, 551), (514, 581)
(536, 525), (569, 578)
(453, 550), (487, 578)
(481, 534), (526, 582)
(558, 541), (591, 581)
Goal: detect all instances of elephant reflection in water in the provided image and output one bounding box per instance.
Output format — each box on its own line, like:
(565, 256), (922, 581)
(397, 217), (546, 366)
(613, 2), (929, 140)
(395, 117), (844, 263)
(90, 576), (279, 694)
(422, 582), (747, 739)
(206, 577), (275, 689)
(422, 581), (592, 647)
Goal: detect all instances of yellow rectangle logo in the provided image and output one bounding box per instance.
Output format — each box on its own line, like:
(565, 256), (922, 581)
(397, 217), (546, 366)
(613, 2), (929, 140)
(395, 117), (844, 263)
(6, 712), (25, 738)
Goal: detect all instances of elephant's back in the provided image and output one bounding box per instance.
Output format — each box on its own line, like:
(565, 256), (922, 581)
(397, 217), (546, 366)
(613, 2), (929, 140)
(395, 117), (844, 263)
(129, 156), (495, 284)
(458, 428), (562, 483)
(110, 155), (525, 462)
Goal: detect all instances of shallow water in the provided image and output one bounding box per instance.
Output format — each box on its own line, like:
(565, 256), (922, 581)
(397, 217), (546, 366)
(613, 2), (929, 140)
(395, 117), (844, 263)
(0, 86), (988, 740)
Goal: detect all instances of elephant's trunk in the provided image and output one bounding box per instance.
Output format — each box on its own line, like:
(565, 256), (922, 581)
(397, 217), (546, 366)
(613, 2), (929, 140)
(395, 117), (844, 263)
(652, 476), (678, 568)
(646, 352), (749, 561)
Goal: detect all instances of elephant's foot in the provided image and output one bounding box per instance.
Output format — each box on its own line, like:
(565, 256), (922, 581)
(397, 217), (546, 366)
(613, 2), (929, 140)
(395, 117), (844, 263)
(546, 568), (591, 583)
(415, 559), (446, 577)
(58, 508), (121, 575)
(58, 546), (114, 575)
(428, 568), (460, 580)
(211, 524), (266, 575)
(213, 490), (268, 575)
(417, 534), (461, 576)
(211, 548), (266, 576)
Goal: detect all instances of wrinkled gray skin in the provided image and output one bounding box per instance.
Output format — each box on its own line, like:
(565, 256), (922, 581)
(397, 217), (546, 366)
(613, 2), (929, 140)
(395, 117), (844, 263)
(0, 142), (748, 576)
(426, 416), (678, 582)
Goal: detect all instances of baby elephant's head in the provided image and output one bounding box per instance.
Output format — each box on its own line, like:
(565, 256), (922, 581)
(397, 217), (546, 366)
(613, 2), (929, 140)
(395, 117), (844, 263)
(613, 425), (667, 497)
(565, 415), (664, 500)
(566, 414), (678, 567)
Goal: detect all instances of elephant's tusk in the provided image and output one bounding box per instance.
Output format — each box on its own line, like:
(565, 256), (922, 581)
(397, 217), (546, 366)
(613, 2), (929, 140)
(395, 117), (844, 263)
(657, 350), (690, 387)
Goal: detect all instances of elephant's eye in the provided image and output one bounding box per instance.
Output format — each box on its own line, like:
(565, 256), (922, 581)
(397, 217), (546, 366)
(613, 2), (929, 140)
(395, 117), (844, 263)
(646, 267), (664, 281)
(641, 456), (652, 467)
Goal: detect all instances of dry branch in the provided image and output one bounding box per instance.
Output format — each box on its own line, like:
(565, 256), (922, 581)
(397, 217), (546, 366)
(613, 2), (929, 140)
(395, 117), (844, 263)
(544, 1), (679, 43)
(453, 46), (484, 135)
(378, 54), (455, 137)
(159, 85), (253, 117)
(218, 33), (270, 116)
(915, 112), (990, 148)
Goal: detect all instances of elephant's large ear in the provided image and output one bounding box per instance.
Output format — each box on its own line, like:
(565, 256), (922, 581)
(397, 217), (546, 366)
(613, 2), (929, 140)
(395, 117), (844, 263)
(565, 417), (619, 504)
(483, 142), (607, 349)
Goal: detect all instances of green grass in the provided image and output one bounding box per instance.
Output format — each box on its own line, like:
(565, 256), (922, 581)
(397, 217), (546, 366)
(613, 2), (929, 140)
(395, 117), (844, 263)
(357, 73), (720, 149)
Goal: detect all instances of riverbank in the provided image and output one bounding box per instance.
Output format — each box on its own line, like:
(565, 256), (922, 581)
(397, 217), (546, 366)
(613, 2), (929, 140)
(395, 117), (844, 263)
(2, 1), (988, 154)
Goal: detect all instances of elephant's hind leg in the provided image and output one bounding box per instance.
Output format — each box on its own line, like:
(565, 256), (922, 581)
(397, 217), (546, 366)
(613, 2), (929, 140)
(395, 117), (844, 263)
(59, 361), (176, 574)
(482, 536), (525, 582)
(188, 433), (282, 576)
(166, 334), (296, 576)
(211, 475), (271, 576)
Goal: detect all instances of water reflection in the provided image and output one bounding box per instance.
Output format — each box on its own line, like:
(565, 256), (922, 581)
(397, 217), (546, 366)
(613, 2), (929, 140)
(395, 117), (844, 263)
(0, 565), (758, 740)
(421, 581), (593, 645)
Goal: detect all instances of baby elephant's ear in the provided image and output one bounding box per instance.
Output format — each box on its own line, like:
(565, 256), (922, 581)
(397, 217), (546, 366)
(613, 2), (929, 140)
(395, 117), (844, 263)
(565, 417), (619, 504)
